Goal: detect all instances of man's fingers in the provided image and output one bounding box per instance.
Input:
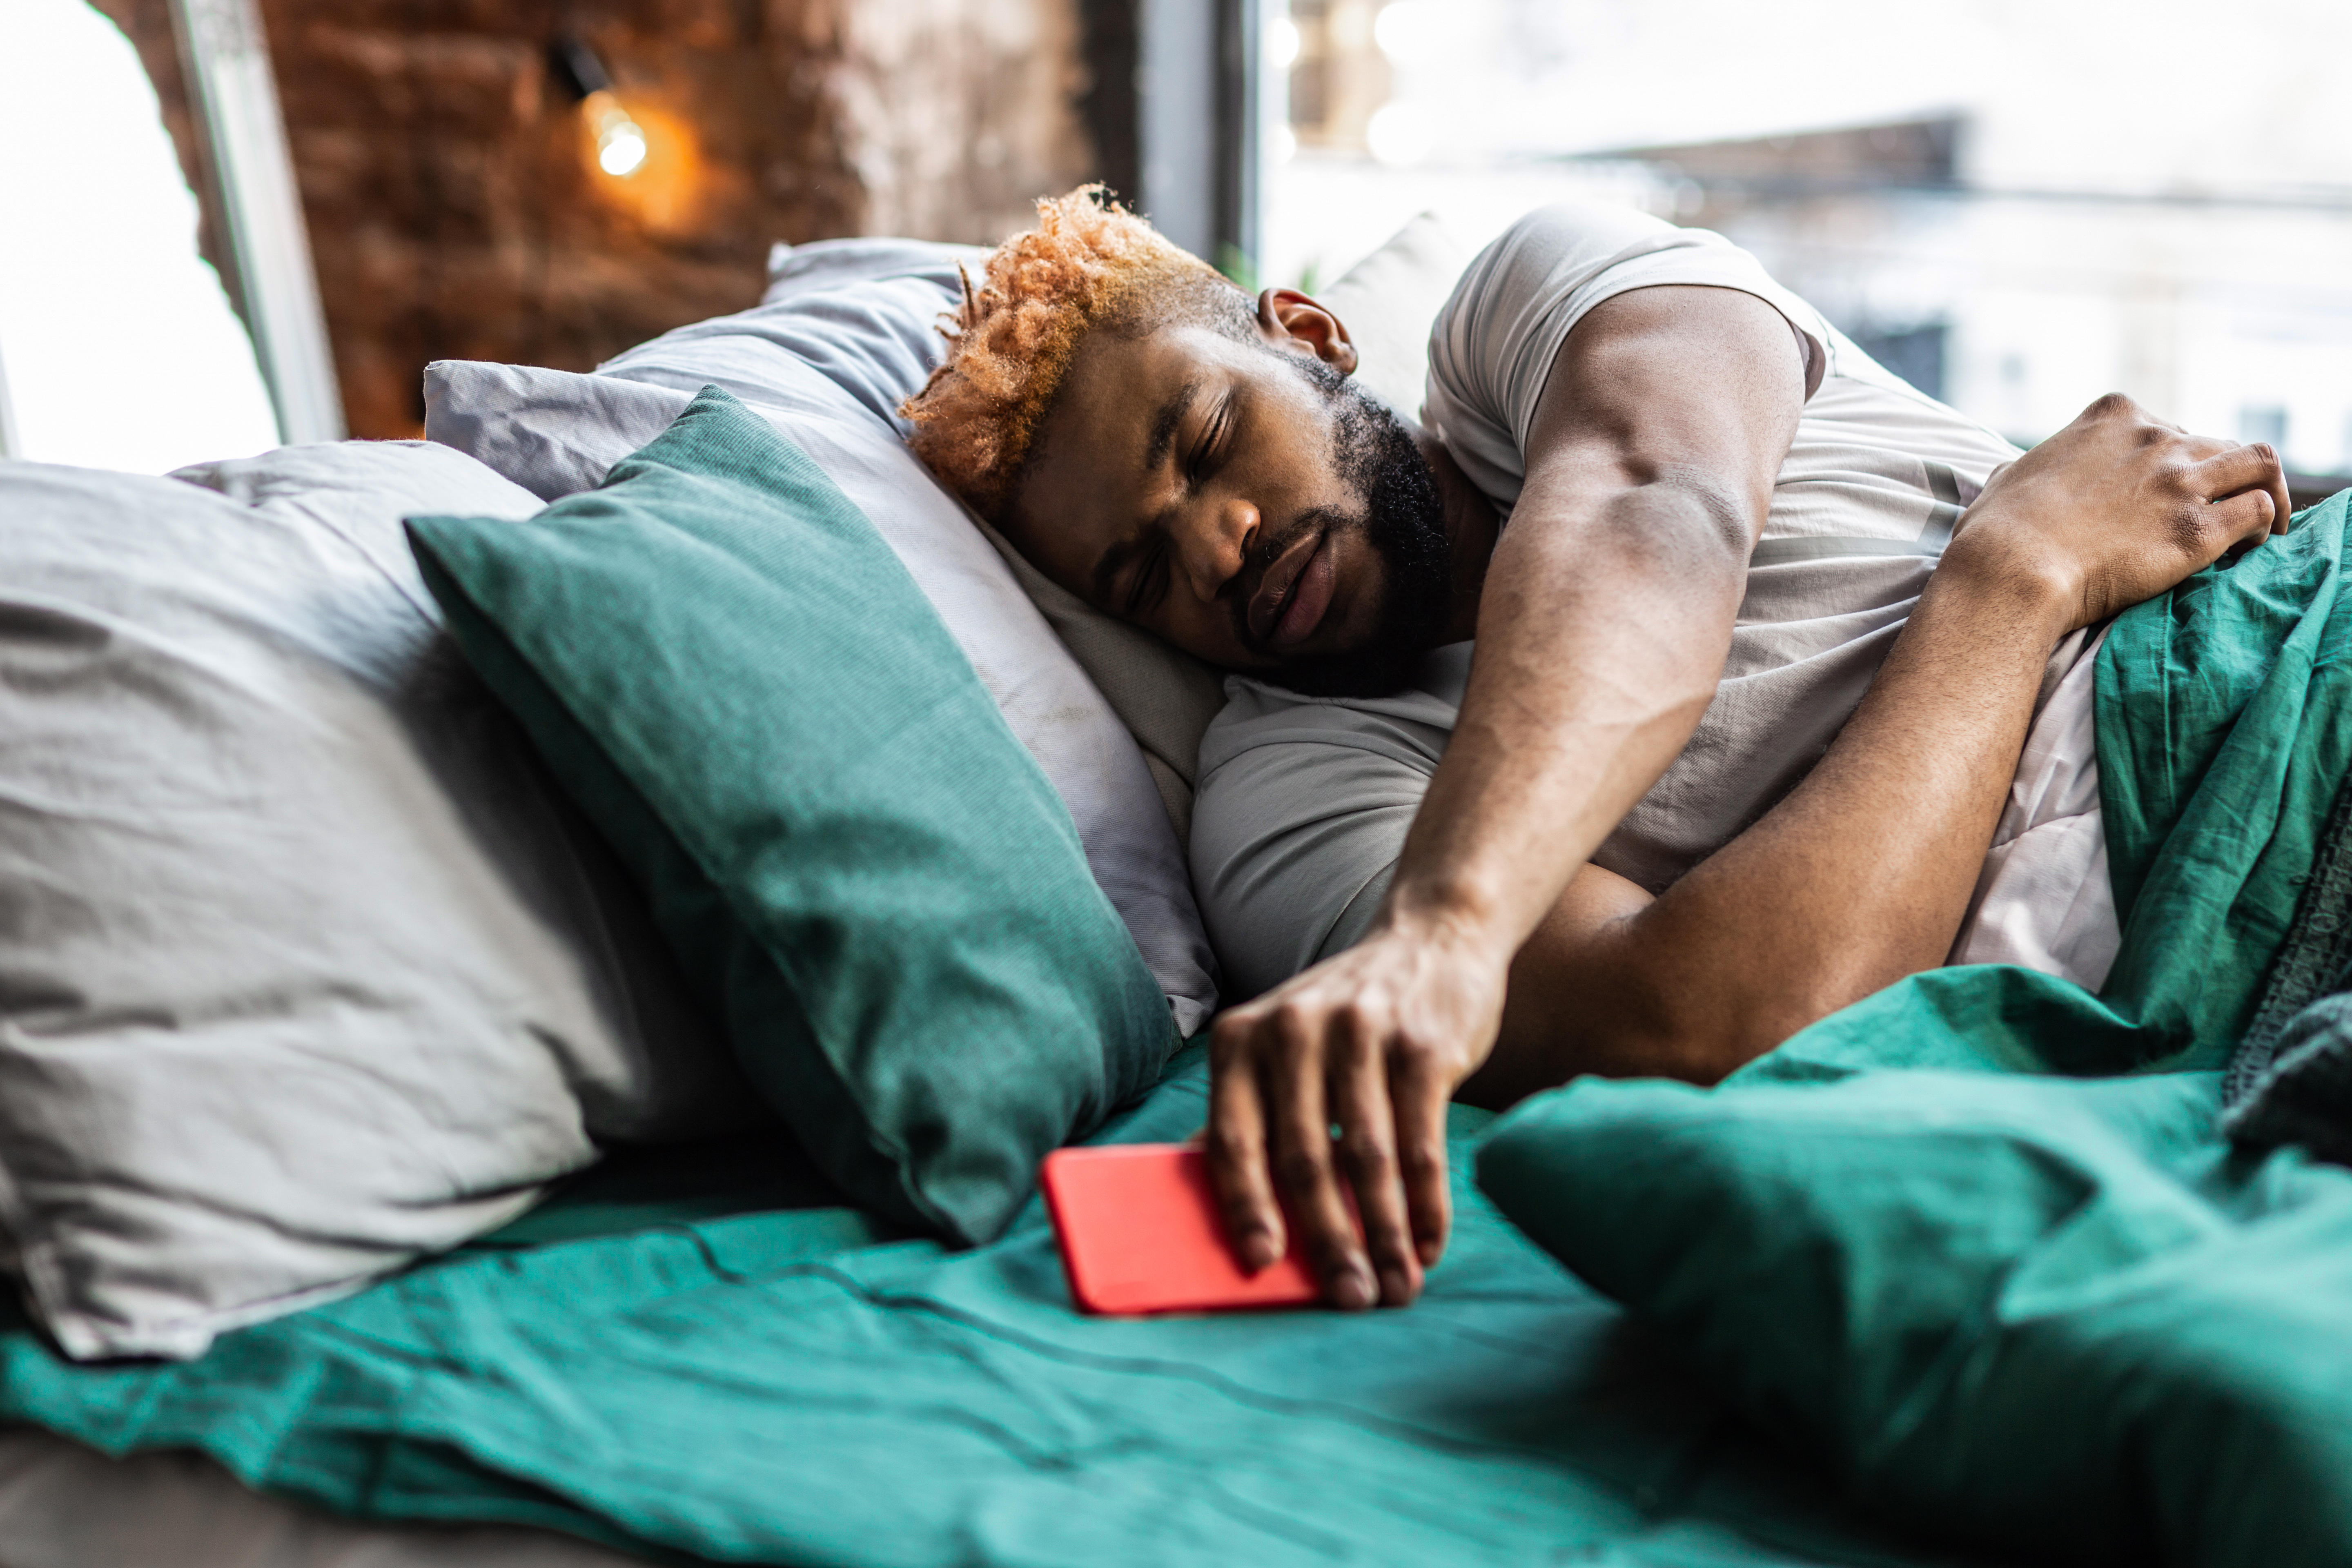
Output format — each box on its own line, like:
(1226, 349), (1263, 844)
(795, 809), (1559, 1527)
(1265, 1007), (1373, 1309)
(1390, 1046), (1455, 1271)
(2205, 488), (2280, 561)
(2264, 463), (2295, 537)
(1206, 1020), (1283, 1272)
(2194, 442), (2293, 536)
(1328, 1027), (1421, 1307)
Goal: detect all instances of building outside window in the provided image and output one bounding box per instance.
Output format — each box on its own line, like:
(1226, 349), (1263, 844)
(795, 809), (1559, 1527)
(1258, 0), (2352, 487)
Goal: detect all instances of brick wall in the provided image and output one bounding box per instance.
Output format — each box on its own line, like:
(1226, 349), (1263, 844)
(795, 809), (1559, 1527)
(91, 0), (1101, 437)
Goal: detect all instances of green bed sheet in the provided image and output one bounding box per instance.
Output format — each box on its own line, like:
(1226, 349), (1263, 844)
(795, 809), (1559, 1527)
(0, 1043), (1990, 1567)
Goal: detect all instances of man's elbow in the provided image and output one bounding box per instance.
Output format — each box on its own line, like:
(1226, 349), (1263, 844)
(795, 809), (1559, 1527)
(1699, 965), (1907, 1081)
(1622, 968), (1882, 1085)
(1656, 467), (1759, 561)
(1590, 469), (1757, 587)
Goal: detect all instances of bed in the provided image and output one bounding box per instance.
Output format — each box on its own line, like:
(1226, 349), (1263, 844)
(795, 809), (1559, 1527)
(1, 216), (2347, 1568)
(0, 1047), (2004, 1568)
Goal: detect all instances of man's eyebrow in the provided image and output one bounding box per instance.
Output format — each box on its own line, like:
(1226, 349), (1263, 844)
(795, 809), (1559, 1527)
(1143, 379), (1200, 476)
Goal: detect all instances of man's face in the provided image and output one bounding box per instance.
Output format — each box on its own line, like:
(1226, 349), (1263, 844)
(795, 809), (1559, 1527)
(1005, 309), (1450, 697)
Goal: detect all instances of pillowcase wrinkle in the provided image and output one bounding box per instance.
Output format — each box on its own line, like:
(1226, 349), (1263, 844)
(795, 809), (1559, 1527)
(0, 450), (755, 1361)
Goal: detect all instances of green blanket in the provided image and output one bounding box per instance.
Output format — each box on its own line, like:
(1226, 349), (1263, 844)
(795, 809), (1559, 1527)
(1479, 492), (2352, 1566)
(7, 494), (2339, 1566)
(0, 1050), (1989, 1567)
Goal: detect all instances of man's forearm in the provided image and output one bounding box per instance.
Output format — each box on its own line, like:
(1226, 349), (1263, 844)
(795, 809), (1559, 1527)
(1379, 473), (1748, 953)
(1475, 541), (2069, 1095)
(1373, 286), (1804, 970)
(1202, 284), (1806, 1309)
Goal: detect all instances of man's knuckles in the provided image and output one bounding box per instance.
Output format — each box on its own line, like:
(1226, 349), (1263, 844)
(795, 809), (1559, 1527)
(1259, 998), (1335, 1056)
(1337, 1129), (1396, 1182)
(1399, 1140), (1448, 1187)
(2145, 454), (2202, 496)
(1331, 995), (1405, 1049)
(1274, 1144), (1335, 1196)
(2160, 499), (2209, 551)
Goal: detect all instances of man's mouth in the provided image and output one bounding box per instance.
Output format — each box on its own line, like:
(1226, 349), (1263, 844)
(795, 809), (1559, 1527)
(1248, 527), (1337, 652)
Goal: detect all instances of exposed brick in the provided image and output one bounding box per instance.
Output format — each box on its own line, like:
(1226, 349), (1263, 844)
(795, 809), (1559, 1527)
(85, 0), (1099, 437)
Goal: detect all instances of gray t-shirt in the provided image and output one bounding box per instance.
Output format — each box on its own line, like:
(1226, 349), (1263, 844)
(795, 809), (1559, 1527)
(1189, 201), (2031, 1002)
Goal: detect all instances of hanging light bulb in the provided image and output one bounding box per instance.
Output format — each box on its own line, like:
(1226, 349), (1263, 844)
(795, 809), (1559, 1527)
(584, 90), (647, 178)
(550, 34), (646, 180)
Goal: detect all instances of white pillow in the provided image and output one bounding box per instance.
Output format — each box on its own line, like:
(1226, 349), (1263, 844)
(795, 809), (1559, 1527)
(425, 248), (1221, 1036)
(1316, 212), (1470, 419)
(419, 217), (1468, 1033)
(0, 442), (755, 1359)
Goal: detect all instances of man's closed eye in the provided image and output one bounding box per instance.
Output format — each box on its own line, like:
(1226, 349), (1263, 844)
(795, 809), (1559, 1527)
(1189, 399), (1232, 483)
(1126, 537), (1172, 616)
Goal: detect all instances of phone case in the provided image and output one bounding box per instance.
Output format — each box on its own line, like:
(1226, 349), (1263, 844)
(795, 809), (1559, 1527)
(1039, 1144), (1323, 1315)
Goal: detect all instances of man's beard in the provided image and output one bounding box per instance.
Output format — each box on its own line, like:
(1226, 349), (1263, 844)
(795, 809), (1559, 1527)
(1258, 374), (1453, 700)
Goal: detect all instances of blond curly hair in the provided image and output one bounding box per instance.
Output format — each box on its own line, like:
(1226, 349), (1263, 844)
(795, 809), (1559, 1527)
(901, 186), (1256, 521)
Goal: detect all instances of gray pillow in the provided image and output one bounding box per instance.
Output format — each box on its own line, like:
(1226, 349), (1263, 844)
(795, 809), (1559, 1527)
(0, 442), (752, 1359)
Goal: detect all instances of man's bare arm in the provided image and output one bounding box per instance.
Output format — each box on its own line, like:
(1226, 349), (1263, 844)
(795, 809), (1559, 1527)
(1207, 285), (1807, 1310)
(1470, 407), (2291, 1102)
(1210, 385), (2291, 1313)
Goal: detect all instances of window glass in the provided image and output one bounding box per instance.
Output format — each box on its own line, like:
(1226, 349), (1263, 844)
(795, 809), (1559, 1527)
(1264, 0), (2352, 477)
(0, 0), (276, 470)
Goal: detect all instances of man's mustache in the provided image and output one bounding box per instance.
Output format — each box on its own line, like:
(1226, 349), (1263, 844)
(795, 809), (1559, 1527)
(1234, 506), (1354, 658)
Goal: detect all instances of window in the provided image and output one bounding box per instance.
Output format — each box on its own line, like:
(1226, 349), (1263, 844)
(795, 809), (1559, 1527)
(0, 0), (276, 470)
(1256, 0), (2352, 481)
(2240, 406), (2290, 451)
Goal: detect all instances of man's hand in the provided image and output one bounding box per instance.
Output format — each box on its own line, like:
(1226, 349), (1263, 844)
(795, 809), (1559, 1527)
(1205, 285), (1806, 1310)
(1207, 912), (1505, 1309)
(1472, 398), (2293, 1100)
(1203, 388), (2290, 1315)
(1953, 393), (2290, 628)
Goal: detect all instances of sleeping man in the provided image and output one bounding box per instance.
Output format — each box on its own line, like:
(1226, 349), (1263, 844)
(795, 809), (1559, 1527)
(901, 187), (2290, 1311)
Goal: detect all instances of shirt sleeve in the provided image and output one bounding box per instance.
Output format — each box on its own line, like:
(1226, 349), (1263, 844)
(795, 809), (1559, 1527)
(1188, 735), (1431, 1003)
(1423, 201), (1831, 510)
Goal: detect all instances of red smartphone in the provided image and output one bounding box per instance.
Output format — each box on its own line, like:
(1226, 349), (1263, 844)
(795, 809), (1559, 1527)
(1040, 1143), (1339, 1315)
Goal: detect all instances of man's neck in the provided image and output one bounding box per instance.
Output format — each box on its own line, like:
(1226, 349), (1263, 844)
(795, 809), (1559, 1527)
(1413, 428), (1500, 644)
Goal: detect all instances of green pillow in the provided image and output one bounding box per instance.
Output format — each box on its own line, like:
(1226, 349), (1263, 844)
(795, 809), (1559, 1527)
(1476, 1060), (2352, 1565)
(407, 386), (1176, 1241)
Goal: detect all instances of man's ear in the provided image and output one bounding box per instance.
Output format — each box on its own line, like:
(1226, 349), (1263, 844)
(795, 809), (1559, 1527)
(1256, 288), (1359, 378)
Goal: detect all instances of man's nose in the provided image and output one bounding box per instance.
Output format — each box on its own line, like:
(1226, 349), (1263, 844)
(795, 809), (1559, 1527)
(1181, 494), (1259, 601)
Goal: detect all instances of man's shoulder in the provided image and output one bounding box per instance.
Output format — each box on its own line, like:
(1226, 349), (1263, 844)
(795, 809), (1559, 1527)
(1470, 198), (1688, 267)
(1427, 203), (1831, 505)
(1437, 201), (1745, 323)
(1198, 645), (1474, 783)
